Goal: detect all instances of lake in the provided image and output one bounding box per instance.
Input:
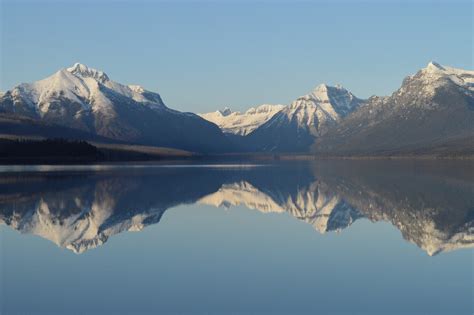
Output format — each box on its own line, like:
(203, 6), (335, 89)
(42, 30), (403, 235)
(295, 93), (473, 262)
(0, 161), (473, 314)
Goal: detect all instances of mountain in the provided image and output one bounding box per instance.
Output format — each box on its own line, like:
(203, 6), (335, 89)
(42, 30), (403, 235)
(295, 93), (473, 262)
(245, 84), (365, 152)
(0, 114), (116, 143)
(199, 104), (285, 136)
(0, 63), (230, 153)
(315, 62), (474, 156)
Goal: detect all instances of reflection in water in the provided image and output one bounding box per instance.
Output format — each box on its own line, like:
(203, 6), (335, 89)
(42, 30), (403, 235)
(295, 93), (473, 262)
(0, 161), (473, 255)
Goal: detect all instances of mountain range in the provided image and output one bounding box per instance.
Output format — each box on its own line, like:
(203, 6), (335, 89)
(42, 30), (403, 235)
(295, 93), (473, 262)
(314, 62), (474, 156)
(198, 104), (285, 136)
(1, 62), (472, 156)
(243, 84), (365, 152)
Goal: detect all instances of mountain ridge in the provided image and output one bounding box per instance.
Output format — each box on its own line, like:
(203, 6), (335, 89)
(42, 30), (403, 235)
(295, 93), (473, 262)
(242, 84), (365, 152)
(0, 63), (231, 153)
(314, 62), (474, 156)
(1, 61), (472, 156)
(199, 104), (285, 136)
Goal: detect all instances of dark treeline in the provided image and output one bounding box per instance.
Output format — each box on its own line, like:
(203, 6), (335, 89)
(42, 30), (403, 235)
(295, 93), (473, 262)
(0, 138), (192, 164)
(0, 138), (102, 160)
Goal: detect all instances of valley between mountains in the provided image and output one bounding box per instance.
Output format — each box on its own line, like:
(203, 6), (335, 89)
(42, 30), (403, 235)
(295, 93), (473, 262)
(1, 62), (473, 158)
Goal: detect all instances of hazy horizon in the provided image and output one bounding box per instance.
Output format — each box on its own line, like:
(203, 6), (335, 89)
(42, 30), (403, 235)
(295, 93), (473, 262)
(1, 0), (472, 112)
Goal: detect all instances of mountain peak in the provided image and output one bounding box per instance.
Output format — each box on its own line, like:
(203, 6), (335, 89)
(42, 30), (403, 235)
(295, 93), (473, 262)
(312, 83), (350, 96)
(425, 61), (445, 72)
(199, 104), (285, 136)
(218, 107), (233, 116)
(415, 62), (474, 93)
(313, 83), (329, 93)
(269, 83), (363, 143)
(67, 62), (109, 83)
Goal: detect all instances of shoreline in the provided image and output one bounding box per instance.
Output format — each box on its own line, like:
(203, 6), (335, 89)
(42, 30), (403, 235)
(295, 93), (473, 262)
(1, 153), (473, 165)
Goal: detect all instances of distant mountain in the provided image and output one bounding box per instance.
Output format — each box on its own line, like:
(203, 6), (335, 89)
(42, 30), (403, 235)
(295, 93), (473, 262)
(0, 63), (230, 153)
(199, 104), (285, 136)
(315, 62), (474, 156)
(244, 84), (365, 152)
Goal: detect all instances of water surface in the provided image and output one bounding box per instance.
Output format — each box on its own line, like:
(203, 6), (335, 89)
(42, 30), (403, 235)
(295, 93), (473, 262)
(1, 161), (473, 314)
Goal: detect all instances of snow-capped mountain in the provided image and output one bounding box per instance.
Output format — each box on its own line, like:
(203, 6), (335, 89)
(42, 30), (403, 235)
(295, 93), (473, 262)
(416, 61), (474, 93)
(0, 63), (230, 152)
(2, 62), (165, 120)
(245, 84), (365, 152)
(315, 62), (474, 156)
(199, 104), (285, 136)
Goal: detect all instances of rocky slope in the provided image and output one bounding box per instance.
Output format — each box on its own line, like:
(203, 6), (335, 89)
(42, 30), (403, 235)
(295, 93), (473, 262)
(245, 84), (365, 152)
(315, 62), (474, 156)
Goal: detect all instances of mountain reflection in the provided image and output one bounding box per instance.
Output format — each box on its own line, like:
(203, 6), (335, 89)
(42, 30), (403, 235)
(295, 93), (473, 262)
(0, 162), (473, 255)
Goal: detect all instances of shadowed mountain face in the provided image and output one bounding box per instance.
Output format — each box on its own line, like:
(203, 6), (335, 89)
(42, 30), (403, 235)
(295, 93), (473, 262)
(244, 84), (365, 152)
(315, 63), (474, 156)
(0, 162), (473, 255)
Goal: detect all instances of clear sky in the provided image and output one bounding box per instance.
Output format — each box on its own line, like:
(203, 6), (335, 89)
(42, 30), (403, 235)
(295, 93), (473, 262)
(1, 0), (472, 112)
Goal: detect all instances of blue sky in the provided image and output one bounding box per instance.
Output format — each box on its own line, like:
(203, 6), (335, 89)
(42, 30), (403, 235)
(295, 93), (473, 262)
(1, 0), (472, 112)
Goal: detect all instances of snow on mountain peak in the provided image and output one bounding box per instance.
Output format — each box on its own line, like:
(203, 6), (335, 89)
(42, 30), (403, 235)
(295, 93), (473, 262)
(426, 61), (445, 71)
(311, 84), (353, 103)
(67, 62), (109, 83)
(422, 61), (473, 78)
(416, 61), (474, 93)
(288, 84), (361, 118)
(2, 63), (167, 120)
(310, 83), (329, 94)
(245, 104), (283, 115)
(128, 84), (145, 93)
(242, 84), (364, 152)
(218, 107), (233, 116)
(199, 104), (285, 135)
(314, 83), (328, 91)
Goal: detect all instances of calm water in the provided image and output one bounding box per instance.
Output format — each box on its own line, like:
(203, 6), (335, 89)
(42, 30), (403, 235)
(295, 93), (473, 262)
(0, 161), (473, 315)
